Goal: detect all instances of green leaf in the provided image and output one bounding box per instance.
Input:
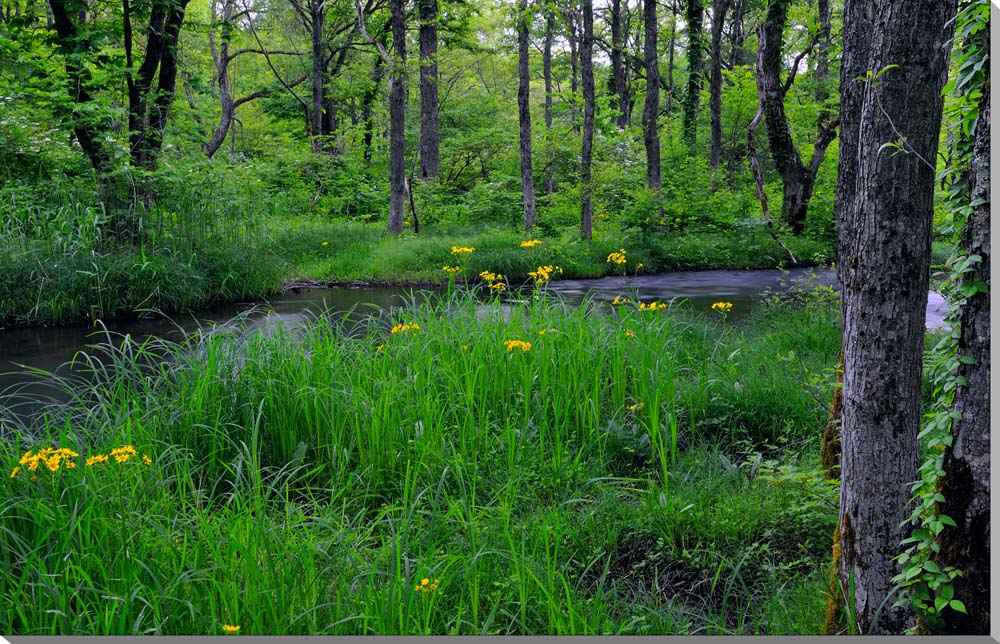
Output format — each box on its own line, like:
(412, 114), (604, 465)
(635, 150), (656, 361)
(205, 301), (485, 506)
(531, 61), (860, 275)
(949, 599), (967, 614)
(940, 584), (954, 600)
(923, 560), (942, 574)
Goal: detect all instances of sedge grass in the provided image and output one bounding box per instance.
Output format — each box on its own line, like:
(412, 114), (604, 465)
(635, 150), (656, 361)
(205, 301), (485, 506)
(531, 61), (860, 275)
(1, 288), (840, 635)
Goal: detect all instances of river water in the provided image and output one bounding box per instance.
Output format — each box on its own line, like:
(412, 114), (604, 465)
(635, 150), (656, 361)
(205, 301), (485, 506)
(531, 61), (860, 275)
(0, 267), (948, 428)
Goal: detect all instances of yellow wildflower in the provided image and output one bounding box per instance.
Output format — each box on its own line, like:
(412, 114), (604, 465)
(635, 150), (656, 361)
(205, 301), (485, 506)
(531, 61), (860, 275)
(390, 322), (421, 334)
(142, 454), (152, 466)
(627, 402), (645, 412)
(711, 301), (734, 314)
(451, 246), (476, 254)
(625, 329), (635, 338)
(527, 264), (562, 284)
(442, 265), (462, 273)
(504, 340), (532, 352)
(520, 239), (542, 248)
(86, 454), (109, 466)
(611, 295), (632, 305)
(607, 249), (627, 265)
(490, 281), (507, 291)
(538, 328), (558, 335)
(11, 466), (20, 478)
(222, 624), (240, 634)
(111, 445), (137, 463)
(321, 241), (329, 246)
(638, 301), (666, 311)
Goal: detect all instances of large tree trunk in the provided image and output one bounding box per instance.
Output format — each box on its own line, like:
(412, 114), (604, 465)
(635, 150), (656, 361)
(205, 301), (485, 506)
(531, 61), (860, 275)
(418, 0), (440, 180)
(609, 0), (629, 128)
(708, 0), (729, 171)
(755, 0), (837, 235)
(833, 0), (956, 634)
(543, 5), (555, 194)
(934, 69), (990, 636)
(682, 0), (703, 151)
(579, 0), (594, 240)
(388, 0), (406, 234)
(517, 0), (536, 232)
(641, 0), (661, 198)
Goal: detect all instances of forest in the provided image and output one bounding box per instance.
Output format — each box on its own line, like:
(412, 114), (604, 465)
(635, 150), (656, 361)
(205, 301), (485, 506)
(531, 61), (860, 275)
(0, 0), (991, 635)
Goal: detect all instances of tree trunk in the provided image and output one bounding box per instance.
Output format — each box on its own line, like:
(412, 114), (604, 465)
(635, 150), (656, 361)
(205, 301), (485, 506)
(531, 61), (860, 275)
(517, 0), (536, 231)
(388, 0), (406, 234)
(755, 0), (837, 235)
(728, 0), (747, 68)
(579, 0), (594, 240)
(815, 0), (831, 119)
(418, 0), (440, 180)
(833, 0), (957, 634)
(362, 52), (385, 166)
(934, 70), (990, 636)
(543, 5), (555, 194)
(310, 0), (324, 153)
(708, 0), (729, 171)
(666, 0), (677, 114)
(682, 0), (703, 151)
(641, 0), (661, 198)
(204, 0), (234, 158)
(609, 0), (629, 127)
(561, 3), (580, 133)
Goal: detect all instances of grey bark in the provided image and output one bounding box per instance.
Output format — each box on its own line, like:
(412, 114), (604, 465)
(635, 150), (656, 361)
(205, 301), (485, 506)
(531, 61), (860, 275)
(682, 0), (703, 150)
(418, 0), (440, 180)
(517, 0), (536, 231)
(835, 0), (957, 634)
(815, 0), (831, 115)
(543, 4), (555, 194)
(609, 0), (629, 127)
(935, 69), (990, 636)
(708, 0), (729, 171)
(666, 0), (676, 113)
(580, 0), (594, 240)
(641, 0), (661, 196)
(310, 0), (324, 152)
(388, 0), (406, 234)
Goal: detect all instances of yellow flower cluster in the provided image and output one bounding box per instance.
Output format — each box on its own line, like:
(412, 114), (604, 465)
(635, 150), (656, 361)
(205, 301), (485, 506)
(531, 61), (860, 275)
(520, 239), (542, 248)
(538, 328), (558, 335)
(607, 249), (627, 265)
(391, 322), (421, 334)
(14, 447), (79, 476)
(12, 445), (151, 478)
(624, 329), (635, 338)
(527, 264), (562, 284)
(711, 301), (734, 313)
(451, 246), (476, 254)
(611, 295), (632, 305)
(627, 402), (645, 412)
(442, 265), (462, 273)
(638, 301), (666, 311)
(222, 624), (241, 634)
(479, 271), (506, 291)
(415, 577), (440, 594)
(504, 340), (532, 352)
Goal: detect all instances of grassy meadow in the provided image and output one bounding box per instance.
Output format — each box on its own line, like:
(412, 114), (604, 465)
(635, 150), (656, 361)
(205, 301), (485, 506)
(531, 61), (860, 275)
(0, 279), (842, 635)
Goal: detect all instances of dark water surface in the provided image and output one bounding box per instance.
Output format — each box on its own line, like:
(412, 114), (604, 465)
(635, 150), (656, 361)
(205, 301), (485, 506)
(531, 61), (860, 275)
(0, 267), (948, 427)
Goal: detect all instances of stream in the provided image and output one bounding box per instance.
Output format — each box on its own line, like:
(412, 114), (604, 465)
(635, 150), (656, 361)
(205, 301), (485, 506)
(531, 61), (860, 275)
(0, 267), (949, 428)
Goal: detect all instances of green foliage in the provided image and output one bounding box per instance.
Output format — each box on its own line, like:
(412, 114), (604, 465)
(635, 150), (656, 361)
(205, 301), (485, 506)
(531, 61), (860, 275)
(0, 291), (841, 634)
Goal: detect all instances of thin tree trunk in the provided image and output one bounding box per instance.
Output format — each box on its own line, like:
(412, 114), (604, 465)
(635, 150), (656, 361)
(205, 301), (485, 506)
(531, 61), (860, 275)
(310, 0), (324, 152)
(833, 0), (957, 634)
(579, 0), (594, 240)
(641, 0), (661, 203)
(609, 0), (629, 127)
(362, 52), (385, 166)
(708, 0), (729, 171)
(728, 0), (746, 68)
(517, 0), (536, 231)
(418, 0), (440, 180)
(205, 0), (234, 158)
(934, 69), (990, 636)
(666, 0), (677, 114)
(682, 0), (703, 151)
(388, 0), (406, 234)
(815, 0), (831, 119)
(543, 5), (555, 194)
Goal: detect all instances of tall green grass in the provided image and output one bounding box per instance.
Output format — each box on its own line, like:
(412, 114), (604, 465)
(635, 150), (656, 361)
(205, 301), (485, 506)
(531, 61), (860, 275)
(0, 288), (840, 634)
